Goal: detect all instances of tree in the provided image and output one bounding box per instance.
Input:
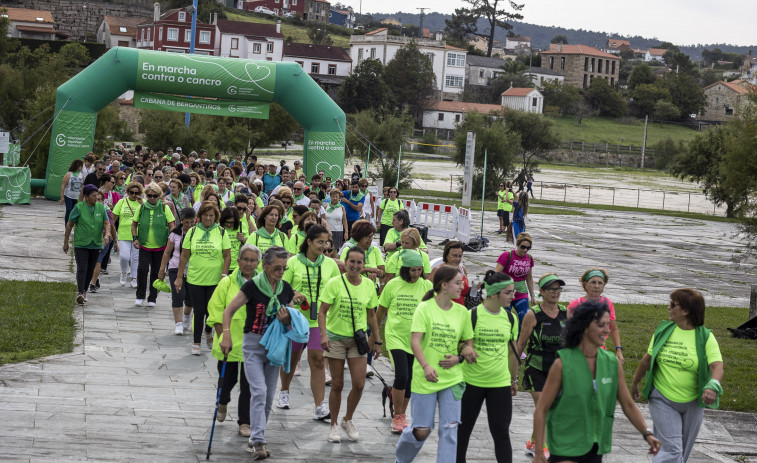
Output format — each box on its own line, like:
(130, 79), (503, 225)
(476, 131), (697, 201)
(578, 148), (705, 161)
(663, 50), (696, 75)
(94, 103), (133, 154)
(628, 63), (655, 90)
(631, 83), (670, 116)
(443, 8), (478, 48)
(337, 58), (391, 113)
(163, 0), (226, 21)
(504, 108), (558, 183)
(550, 34), (568, 44)
(464, 0), (524, 57)
(655, 72), (705, 118)
(539, 80), (580, 115)
(384, 41), (436, 115)
(307, 25), (333, 46)
(653, 100), (680, 124)
(700, 69), (719, 87)
(585, 78), (627, 117)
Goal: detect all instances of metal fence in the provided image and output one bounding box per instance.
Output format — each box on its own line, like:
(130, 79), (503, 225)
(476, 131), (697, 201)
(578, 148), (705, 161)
(558, 141), (657, 157)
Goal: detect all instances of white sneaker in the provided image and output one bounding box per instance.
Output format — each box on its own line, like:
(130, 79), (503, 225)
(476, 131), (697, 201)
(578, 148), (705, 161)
(366, 365), (375, 378)
(146, 301), (156, 307)
(191, 345), (201, 355)
(294, 360), (302, 376)
(277, 390), (290, 409)
(175, 322), (183, 335)
(135, 299), (144, 307)
(313, 401), (330, 421)
(130, 278), (138, 288)
(182, 314), (191, 331)
(328, 424), (341, 443)
(341, 418), (359, 441)
(120, 273), (127, 286)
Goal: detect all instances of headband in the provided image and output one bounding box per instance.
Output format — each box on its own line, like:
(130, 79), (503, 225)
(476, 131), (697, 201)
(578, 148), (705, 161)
(584, 270), (606, 282)
(400, 249), (423, 268)
(485, 279), (514, 296)
(538, 274), (565, 289)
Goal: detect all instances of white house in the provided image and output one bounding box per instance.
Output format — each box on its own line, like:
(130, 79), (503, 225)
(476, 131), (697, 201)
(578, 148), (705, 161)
(466, 55), (506, 86)
(2, 7), (58, 40)
(283, 42), (352, 77)
(526, 66), (565, 86)
(349, 28), (468, 100)
(215, 19), (284, 60)
(422, 101), (503, 131)
(501, 87), (543, 113)
(645, 48), (666, 62)
(505, 36), (531, 50)
(98, 15), (150, 49)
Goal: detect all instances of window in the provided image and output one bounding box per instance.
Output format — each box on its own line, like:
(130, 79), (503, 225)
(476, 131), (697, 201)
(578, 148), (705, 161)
(446, 52), (465, 67)
(311, 63), (320, 74)
(231, 38), (239, 49)
(267, 42), (273, 53)
(253, 43), (261, 53)
(185, 29), (191, 42)
(328, 64), (336, 75)
(438, 113), (444, 121)
(178, 11), (186, 21)
(119, 26), (128, 33)
(479, 69), (484, 78)
(295, 61), (304, 68)
(292, 0), (297, 4)
(445, 75), (463, 88)
(590, 58), (595, 72)
(725, 106), (734, 116)
(158, 27), (163, 41)
(358, 49), (363, 60)
(455, 114), (461, 123)
(199, 31), (210, 44)
(425, 52), (434, 65)
(147, 28), (150, 41)
(560, 57), (565, 70)
(549, 56), (554, 70)
(584, 57), (589, 71)
(611, 61), (616, 74)
(532, 97), (538, 107)
(597, 59), (602, 73)
(141, 29), (145, 40)
(167, 28), (178, 41)
(370, 48), (376, 59)
(583, 74), (588, 88)
(118, 40), (129, 47)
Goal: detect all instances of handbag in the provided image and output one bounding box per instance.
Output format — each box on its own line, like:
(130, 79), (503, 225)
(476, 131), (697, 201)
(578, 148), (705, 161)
(341, 275), (370, 355)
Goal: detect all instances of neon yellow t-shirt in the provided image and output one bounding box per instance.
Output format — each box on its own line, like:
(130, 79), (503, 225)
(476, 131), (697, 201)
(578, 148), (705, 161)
(226, 221), (250, 272)
(463, 305), (519, 388)
(647, 326), (722, 403)
(246, 229), (289, 255)
(384, 250), (431, 275)
(378, 277), (432, 353)
(411, 298), (473, 394)
(284, 255), (341, 328)
(379, 198), (402, 226)
(497, 190), (513, 212)
(321, 274), (378, 337)
(133, 204), (175, 249)
(287, 231), (306, 255)
(256, 196), (265, 209)
(206, 272), (247, 362)
(340, 244), (385, 270)
(112, 197), (142, 238)
(384, 227), (427, 260)
(182, 225), (232, 286)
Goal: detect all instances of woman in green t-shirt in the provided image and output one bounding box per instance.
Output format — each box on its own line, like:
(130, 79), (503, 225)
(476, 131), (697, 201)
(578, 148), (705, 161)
(496, 182), (514, 235)
(382, 209), (427, 260)
(383, 228), (431, 281)
(112, 182), (144, 288)
(339, 220), (385, 283)
(457, 271), (517, 463)
(247, 205), (289, 255)
(376, 250), (432, 434)
(286, 210), (318, 255)
(221, 207), (249, 273)
(394, 266), (476, 463)
(377, 187), (401, 245)
(175, 201), (232, 356)
(318, 247), (381, 444)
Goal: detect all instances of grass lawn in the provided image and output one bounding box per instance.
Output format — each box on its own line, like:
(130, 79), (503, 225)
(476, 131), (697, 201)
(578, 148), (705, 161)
(548, 116), (700, 146)
(0, 280), (78, 364)
(226, 12), (351, 47)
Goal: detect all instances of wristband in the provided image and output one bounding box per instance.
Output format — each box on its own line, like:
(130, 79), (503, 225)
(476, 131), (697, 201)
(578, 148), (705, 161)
(458, 354), (464, 364)
(616, 346), (623, 350)
(374, 341), (382, 345)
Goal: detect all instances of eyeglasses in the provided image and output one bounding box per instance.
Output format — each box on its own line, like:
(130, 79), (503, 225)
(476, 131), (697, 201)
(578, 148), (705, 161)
(96, 168), (105, 172)
(146, 194), (160, 199)
(282, 201), (292, 205)
(293, 187), (302, 191)
(503, 290), (515, 295)
(519, 245), (532, 251)
(269, 265), (288, 273)
(128, 190), (139, 195)
(544, 287), (563, 293)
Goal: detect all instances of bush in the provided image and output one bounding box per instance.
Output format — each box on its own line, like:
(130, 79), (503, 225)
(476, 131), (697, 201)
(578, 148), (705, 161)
(418, 132), (437, 154)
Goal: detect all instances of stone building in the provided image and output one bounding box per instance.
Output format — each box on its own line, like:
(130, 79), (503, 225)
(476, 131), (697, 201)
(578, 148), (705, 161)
(701, 80), (753, 122)
(540, 43), (621, 89)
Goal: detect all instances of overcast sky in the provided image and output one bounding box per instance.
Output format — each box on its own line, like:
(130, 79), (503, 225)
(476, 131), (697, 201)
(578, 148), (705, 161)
(343, 0), (754, 46)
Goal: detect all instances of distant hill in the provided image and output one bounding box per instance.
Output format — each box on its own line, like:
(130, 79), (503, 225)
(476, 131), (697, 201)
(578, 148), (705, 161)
(364, 12), (756, 59)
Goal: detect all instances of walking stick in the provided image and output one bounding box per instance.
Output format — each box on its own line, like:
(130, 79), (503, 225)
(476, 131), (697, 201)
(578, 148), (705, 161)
(207, 354), (228, 460)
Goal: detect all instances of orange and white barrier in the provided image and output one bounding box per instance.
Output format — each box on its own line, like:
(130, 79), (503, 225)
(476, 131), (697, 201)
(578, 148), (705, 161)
(416, 202), (458, 240)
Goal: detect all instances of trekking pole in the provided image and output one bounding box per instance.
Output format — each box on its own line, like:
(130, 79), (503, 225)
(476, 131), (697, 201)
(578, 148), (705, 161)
(206, 354), (228, 460)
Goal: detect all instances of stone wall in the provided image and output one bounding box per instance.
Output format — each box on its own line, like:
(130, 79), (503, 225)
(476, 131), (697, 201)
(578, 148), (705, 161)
(547, 149), (658, 168)
(4, 0), (152, 41)
(702, 84), (747, 122)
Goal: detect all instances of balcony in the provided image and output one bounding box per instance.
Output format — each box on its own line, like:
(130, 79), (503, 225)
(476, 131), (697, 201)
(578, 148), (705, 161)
(349, 35), (445, 48)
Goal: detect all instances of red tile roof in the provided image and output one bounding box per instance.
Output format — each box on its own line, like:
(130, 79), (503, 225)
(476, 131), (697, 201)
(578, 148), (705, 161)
(704, 80), (751, 95)
(446, 44), (466, 51)
(2, 7), (54, 24)
(543, 44), (619, 59)
(15, 25), (56, 33)
(607, 39), (630, 48)
(284, 43), (350, 61)
(427, 100), (503, 114)
(216, 19), (284, 39)
(502, 87), (536, 97)
(365, 27), (387, 36)
(104, 15), (150, 37)
(647, 48), (667, 56)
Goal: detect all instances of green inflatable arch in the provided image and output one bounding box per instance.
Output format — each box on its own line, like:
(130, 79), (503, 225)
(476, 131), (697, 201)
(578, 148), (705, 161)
(44, 47), (346, 199)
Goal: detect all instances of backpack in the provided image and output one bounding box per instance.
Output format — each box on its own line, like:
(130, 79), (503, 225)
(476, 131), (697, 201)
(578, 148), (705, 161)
(471, 305), (520, 365)
(187, 225), (226, 250)
(501, 249), (533, 272)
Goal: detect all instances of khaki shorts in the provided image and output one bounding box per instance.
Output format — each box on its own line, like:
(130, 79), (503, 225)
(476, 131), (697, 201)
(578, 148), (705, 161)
(324, 337), (363, 359)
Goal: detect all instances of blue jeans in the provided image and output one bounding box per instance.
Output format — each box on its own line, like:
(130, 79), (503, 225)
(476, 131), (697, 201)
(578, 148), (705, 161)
(64, 196), (77, 224)
(510, 297), (530, 327)
(395, 388), (461, 463)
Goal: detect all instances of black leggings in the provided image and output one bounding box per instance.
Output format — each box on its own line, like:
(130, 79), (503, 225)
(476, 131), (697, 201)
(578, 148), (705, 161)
(217, 360), (251, 426)
(186, 283), (215, 343)
(457, 384), (513, 463)
(549, 443), (602, 463)
(74, 248), (100, 293)
(389, 349), (414, 398)
(136, 248), (162, 302)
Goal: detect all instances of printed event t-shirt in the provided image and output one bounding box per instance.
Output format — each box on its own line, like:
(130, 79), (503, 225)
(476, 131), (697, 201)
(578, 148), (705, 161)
(411, 299), (474, 395)
(463, 305), (519, 388)
(497, 250), (533, 299)
(227, 222), (250, 272)
(133, 203), (175, 249)
(112, 198), (142, 239)
(340, 244), (385, 270)
(380, 198), (402, 226)
(321, 275), (379, 338)
(378, 277), (433, 353)
(182, 225), (232, 286)
(384, 227), (427, 260)
(283, 255), (341, 328)
(647, 326), (722, 403)
(384, 250), (431, 276)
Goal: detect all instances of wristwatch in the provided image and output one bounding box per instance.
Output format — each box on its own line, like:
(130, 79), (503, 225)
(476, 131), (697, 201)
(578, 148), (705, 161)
(642, 427), (653, 438)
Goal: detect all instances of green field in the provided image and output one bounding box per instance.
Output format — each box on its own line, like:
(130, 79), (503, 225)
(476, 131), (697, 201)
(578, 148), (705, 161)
(548, 116), (700, 146)
(226, 12), (351, 47)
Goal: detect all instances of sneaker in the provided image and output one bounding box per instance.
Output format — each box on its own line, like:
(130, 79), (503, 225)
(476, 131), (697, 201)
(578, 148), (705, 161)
(525, 440), (536, 457)
(313, 401), (330, 421)
(174, 322), (183, 335)
(83, 293), (88, 303)
(328, 424), (341, 443)
(130, 278), (138, 288)
(277, 390), (290, 409)
(182, 314), (191, 331)
(135, 299), (144, 307)
(366, 365), (375, 378)
(76, 293), (85, 304)
(191, 345), (201, 355)
(542, 447), (550, 459)
(146, 301), (156, 308)
(246, 443), (269, 460)
(217, 404), (227, 422)
(400, 414), (408, 429)
(95, 278), (100, 289)
(238, 424), (251, 437)
(325, 368), (332, 386)
(391, 414), (405, 434)
(341, 418), (359, 441)
(294, 361), (302, 376)
(120, 273), (127, 286)
(101, 269), (108, 275)
(89, 284), (98, 293)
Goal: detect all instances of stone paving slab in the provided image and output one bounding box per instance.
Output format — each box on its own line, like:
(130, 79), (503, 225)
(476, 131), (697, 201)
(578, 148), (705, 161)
(1, 200), (756, 462)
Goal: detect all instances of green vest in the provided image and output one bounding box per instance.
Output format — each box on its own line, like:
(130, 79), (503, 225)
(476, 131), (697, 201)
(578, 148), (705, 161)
(73, 202), (106, 249)
(547, 347), (618, 456)
(136, 203), (169, 247)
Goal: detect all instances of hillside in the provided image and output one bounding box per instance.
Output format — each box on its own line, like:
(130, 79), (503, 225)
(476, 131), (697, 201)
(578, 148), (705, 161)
(364, 12), (756, 59)
(226, 11), (351, 47)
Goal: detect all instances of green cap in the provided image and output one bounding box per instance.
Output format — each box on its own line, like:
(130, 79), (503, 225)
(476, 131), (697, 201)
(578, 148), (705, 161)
(401, 249), (423, 268)
(538, 274), (565, 289)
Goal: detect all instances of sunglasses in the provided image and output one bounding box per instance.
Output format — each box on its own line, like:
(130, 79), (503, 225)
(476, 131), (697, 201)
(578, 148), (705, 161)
(128, 190), (139, 195)
(519, 245), (532, 251)
(96, 168), (105, 172)
(146, 194), (160, 199)
(281, 201), (292, 205)
(155, 175), (163, 179)
(293, 187), (302, 191)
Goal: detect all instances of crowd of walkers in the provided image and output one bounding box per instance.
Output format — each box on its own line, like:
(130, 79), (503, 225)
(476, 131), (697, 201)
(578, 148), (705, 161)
(62, 145), (724, 462)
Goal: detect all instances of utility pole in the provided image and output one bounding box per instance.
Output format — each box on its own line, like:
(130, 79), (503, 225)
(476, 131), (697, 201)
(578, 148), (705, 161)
(417, 7), (427, 39)
(185, 0), (198, 128)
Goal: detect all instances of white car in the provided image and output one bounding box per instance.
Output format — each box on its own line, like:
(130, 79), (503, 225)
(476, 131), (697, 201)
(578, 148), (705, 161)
(283, 11), (297, 18)
(253, 6), (276, 15)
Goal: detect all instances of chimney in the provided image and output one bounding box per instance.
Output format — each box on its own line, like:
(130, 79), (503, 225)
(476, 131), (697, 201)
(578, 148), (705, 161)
(154, 2), (160, 22)
(558, 43), (562, 52)
(213, 13), (217, 25)
(276, 20), (281, 34)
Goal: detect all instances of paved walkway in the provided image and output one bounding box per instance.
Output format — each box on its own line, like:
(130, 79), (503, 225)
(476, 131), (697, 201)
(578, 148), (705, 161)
(1, 200), (756, 462)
